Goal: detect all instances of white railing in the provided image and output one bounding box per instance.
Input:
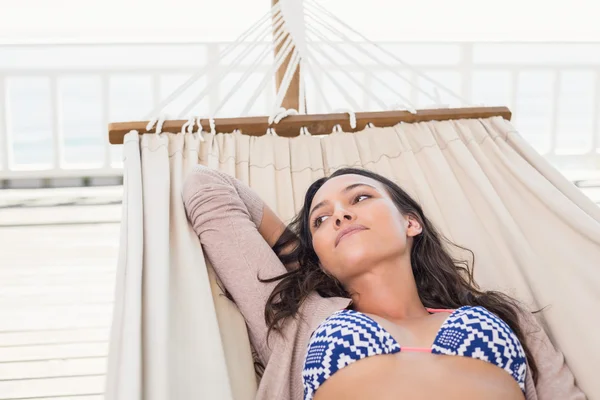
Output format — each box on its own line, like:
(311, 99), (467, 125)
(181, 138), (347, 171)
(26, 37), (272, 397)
(1, 42), (599, 182)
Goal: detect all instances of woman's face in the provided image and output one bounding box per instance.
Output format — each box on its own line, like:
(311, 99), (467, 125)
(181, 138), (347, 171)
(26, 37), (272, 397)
(308, 174), (421, 284)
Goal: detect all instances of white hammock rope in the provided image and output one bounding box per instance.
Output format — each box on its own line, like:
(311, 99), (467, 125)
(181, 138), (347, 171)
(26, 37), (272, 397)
(299, 58), (307, 114)
(306, 9), (436, 108)
(305, 27), (389, 111)
(269, 107), (299, 125)
(146, 114), (167, 134)
(213, 23), (291, 117)
(305, 24), (417, 112)
(178, 12), (287, 118)
(147, 0), (477, 132)
(303, 60), (334, 112)
(306, 53), (361, 111)
(145, 6), (281, 119)
(305, 0), (469, 105)
(239, 33), (296, 116)
(181, 117), (195, 134)
(333, 108), (357, 129)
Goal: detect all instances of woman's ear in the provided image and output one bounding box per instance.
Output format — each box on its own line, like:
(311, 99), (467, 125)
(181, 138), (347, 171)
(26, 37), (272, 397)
(406, 214), (423, 237)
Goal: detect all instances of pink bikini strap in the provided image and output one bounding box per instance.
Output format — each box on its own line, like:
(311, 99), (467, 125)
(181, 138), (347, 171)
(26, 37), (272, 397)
(401, 347), (432, 353)
(401, 309), (454, 353)
(426, 308), (455, 313)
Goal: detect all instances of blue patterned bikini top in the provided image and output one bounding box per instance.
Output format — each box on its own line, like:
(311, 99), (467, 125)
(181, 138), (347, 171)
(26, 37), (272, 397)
(302, 305), (527, 400)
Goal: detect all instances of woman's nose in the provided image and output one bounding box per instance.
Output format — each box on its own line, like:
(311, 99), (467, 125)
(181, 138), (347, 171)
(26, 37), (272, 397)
(334, 207), (355, 226)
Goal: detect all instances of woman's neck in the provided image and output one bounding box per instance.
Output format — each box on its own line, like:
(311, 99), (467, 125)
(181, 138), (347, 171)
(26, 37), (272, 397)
(346, 257), (428, 322)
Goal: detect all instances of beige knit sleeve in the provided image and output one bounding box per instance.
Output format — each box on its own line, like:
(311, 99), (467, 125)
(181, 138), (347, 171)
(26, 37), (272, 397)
(181, 165), (288, 363)
(520, 311), (587, 400)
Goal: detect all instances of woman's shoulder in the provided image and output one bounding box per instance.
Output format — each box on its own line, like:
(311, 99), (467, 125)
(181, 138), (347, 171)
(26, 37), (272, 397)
(298, 293), (353, 333)
(311, 308), (379, 335)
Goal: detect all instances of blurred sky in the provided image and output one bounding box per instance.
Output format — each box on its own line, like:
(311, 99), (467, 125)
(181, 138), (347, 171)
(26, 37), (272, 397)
(2, 0), (600, 44)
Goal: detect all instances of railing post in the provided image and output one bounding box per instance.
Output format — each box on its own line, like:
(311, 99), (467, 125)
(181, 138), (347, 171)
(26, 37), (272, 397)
(152, 73), (161, 110)
(592, 69), (600, 154)
(510, 69), (520, 122)
(460, 43), (473, 103)
(102, 73), (112, 169)
(0, 75), (9, 172)
(363, 71), (372, 110)
(410, 71), (419, 107)
(50, 75), (64, 170)
(208, 43), (220, 116)
(549, 70), (562, 156)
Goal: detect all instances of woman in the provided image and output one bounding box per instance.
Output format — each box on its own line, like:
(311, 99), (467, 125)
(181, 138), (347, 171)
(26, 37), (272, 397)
(182, 165), (584, 400)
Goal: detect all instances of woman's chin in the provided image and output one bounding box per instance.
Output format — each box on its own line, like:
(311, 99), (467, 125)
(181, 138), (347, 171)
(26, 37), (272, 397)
(339, 248), (373, 274)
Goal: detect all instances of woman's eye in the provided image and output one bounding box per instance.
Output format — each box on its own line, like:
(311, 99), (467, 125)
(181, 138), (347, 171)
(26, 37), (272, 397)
(312, 194), (369, 228)
(355, 194), (370, 203)
(313, 215), (328, 228)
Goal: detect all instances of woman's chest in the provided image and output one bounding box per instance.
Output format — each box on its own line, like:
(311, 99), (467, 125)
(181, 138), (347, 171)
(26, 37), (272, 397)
(364, 311), (450, 349)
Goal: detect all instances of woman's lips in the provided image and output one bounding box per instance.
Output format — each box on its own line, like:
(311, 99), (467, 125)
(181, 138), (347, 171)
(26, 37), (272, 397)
(335, 225), (367, 247)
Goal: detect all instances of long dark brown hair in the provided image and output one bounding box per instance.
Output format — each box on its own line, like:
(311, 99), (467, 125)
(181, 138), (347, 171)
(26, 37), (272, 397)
(258, 167), (538, 382)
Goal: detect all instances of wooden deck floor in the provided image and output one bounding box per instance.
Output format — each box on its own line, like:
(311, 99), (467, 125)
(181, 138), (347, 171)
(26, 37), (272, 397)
(0, 188), (120, 400)
(0, 184), (598, 400)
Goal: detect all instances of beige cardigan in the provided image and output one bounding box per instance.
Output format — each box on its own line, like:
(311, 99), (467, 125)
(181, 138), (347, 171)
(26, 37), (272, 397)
(182, 166), (586, 400)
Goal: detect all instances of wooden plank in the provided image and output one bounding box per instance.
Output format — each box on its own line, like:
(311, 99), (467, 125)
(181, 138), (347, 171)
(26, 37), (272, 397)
(0, 214), (118, 399)
(108, 106), (512, 144)
(0, 305), (112, 326)
(0, 260), (115, 269)
(20, 396), (103, 400)
(0, 329), (109, 347)
(0, 204), (121, 227)
(0, 343), (107, 363)
(0, 310), (111, 333)
(0, 285), (113, 299)
(0, 358), (106, 380)
(0, 294), (113, 308)
(0, 275), (113, 289)
(0, 273), (115, 287)
(0, 225), (119, 261)
(0, 266), (115, 279)
(0, 376), (104, 399)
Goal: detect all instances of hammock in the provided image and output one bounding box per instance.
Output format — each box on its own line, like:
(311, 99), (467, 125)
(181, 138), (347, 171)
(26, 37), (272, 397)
(105, 1), (600, 399)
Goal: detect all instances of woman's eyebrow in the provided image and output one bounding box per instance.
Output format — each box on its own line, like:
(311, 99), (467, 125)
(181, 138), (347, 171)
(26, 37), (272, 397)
(342, 183), (376, 194)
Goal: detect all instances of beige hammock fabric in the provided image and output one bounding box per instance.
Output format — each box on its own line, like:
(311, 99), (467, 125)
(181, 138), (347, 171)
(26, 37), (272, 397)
(105, 116), (600, 400)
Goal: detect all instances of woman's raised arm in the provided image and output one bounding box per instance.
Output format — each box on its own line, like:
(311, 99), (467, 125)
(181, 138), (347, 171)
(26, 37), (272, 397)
(182, 165), (289, 363)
